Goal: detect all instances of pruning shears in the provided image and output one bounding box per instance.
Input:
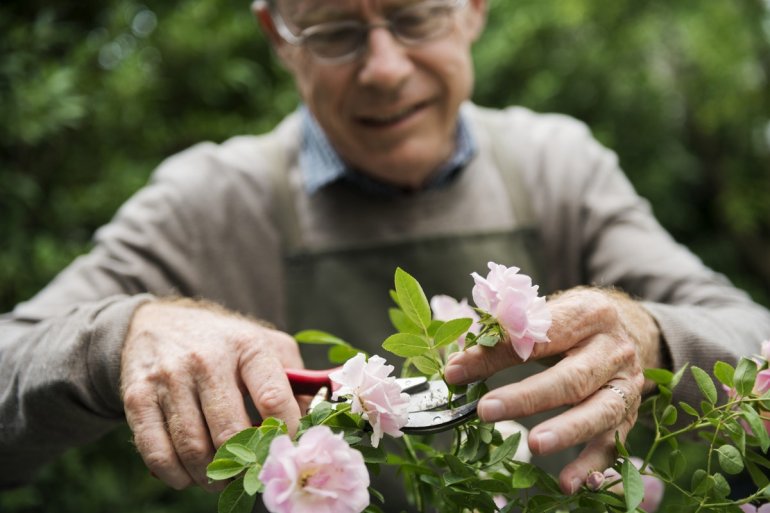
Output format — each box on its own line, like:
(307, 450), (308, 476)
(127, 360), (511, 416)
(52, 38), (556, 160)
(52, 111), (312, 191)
(285, 368), (481, 434)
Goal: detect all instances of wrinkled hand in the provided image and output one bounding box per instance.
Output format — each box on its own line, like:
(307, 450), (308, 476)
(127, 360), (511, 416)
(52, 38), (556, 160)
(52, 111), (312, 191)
(120, 298), (304, 491)
(444, 287), (662, 494)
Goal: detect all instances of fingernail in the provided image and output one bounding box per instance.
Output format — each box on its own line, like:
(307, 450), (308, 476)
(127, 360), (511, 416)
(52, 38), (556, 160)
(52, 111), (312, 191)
(531, 430), (559, 453)
(479, 399), (504, 422)
(444, 364), (466, 383)
(569, 477), (583, 495)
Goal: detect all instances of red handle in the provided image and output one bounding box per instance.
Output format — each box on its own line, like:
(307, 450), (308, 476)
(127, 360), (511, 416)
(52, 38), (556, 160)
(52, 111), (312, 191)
(285, 367), (342, 396)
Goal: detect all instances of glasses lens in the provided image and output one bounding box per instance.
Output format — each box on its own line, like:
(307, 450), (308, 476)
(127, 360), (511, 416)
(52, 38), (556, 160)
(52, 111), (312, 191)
(306, 23), (364, 60)
(392, 2), (454, 43)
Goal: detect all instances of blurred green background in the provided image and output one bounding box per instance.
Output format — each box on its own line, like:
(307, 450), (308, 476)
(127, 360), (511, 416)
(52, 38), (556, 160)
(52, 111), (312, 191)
(1, 0), (769, 511)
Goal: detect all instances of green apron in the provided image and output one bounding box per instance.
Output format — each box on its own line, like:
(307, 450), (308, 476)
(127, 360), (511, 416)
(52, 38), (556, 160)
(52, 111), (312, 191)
(268, 107), (574, 511)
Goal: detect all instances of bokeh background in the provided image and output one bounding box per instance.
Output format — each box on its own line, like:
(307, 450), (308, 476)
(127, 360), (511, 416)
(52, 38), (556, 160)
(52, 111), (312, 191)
(1, 0), (769, 511)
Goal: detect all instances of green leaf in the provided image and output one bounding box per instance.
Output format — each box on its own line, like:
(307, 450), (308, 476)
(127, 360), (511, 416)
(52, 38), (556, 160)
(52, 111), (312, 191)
(717, 444), (744, 474)
(487, 431), (522, 467)
(691, 366), (717, 404)
(328, 343), (360, 364)
(412, 354), (441, 375)
(217, 477), (256, 513)
(293, 329), (348, 346)
(714, 361), (735, 388)
(510, 463), (538, 489)
(621, 459), (644, 513)
(476, 333), (500, 347)
(427, 319), (443, 338)
(735, 357), (759, 396)
(679, 401), (700, 417)
(644, 368), (673, 385)
(615, 431), (630, 458)
(225, 443), (257, 464)
(382, 333), (431, 357)
(443, 454), (475, 478)
(213, 427), (260, 460)
(670, 364), (689, 388)
(661, 404), (678, 426)
(746, 460), (770, 489)
(741, 404), (770, 452)
(691, 468), (710, 494)
(207, 458), (247, 481)
(760, 389), (770, 411)
(668, 450), (687, 479)
(711, 472), (731, 498)
(476, 478), (510, 493)
(242, 465), (262, 495)
(394, 267), (431, 329)
(388, 307), (422, 335)
(433, 318), (473, 348)
(357, 445), (387, 464)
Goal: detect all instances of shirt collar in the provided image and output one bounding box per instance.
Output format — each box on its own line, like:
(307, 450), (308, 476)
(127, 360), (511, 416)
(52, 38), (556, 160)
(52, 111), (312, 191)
(298, 105), (477, 196)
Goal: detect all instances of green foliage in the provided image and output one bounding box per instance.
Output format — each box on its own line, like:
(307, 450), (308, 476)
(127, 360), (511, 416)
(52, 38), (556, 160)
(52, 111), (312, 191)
(2, 0), (770, 511)
(474, 0), (770, 306)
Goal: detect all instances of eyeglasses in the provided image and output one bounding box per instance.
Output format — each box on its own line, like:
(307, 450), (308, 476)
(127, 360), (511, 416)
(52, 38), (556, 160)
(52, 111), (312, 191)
(266, 0), (469, 64)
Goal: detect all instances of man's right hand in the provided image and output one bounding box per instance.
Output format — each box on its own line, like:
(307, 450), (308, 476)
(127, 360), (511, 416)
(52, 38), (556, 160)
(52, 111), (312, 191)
(120, 299), (304, 491)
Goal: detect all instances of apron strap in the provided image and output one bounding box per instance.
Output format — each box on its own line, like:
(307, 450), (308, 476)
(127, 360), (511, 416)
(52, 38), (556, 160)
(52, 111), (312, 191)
(470, 106), (537, 227)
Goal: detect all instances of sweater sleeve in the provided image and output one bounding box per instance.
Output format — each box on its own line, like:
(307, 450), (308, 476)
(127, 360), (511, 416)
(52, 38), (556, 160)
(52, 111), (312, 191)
(0, 135), (285, 488)
(506, 106), (770, 403)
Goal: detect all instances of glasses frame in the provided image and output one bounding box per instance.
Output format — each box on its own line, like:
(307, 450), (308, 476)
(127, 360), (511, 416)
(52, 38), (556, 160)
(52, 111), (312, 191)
(263, 0), (469, 64)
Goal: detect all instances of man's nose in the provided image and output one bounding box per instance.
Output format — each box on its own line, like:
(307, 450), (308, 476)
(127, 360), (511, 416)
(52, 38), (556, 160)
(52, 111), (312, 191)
(357, 27), (414, 89)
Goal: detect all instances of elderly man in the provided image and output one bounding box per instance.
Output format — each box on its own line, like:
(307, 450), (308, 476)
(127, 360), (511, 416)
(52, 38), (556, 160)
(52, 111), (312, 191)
(2, 0), (769, 509)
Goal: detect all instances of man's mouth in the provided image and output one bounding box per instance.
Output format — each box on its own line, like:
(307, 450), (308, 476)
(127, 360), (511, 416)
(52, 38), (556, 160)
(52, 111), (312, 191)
(357, 102), (428, 127)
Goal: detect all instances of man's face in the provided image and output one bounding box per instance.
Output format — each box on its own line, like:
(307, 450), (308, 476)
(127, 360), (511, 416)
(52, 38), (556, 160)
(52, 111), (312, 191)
(263, 0), (486, 188)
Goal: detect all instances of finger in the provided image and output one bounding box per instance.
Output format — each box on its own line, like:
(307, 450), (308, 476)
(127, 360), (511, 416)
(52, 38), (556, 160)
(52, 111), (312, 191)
(124, 386), (193, 490)
(527, 380), (639, 456)
(472, 336), (628, 422)
(240, 350), (302, 435)
(158, 379), (217, 490)
(444, 290), (622, 384)
(557, 416), (636, 495)
(196, 371), (252, 450)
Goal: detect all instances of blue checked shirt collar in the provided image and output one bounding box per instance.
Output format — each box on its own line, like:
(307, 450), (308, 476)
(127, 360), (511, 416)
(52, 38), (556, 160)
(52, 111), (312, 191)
(298, 105), (477, 196)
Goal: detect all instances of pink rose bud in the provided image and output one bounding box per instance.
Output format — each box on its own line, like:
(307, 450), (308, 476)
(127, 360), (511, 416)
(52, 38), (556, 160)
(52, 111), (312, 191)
(586, 470), (605, 491)
(259, 425), (370, 513)
(471, 261), (551, 361)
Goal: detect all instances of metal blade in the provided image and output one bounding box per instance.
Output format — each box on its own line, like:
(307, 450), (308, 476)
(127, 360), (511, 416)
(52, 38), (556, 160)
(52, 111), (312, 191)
(402, 400), (479, 434)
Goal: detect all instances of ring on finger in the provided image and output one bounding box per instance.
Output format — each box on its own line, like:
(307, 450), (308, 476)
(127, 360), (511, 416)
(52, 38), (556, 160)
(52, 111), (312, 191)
(601, 383), (630, 413)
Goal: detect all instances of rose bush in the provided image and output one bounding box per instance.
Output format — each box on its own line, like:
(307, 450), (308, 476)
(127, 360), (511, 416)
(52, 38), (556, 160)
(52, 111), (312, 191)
(207, 263), (770, 513)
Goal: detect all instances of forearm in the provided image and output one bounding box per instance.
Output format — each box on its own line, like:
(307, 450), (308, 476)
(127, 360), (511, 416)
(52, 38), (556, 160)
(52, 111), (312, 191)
(0, 294), (152, 488)
(643, 298), (770, 401)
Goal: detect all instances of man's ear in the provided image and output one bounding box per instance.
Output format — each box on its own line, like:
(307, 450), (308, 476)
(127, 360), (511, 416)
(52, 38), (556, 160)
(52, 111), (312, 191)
(252, 1), (282, 46)
(465, 0), (488, 42)
(252, 0), (298, 67)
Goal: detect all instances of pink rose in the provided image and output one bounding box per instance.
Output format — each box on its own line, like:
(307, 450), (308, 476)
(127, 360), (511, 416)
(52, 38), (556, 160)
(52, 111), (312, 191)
(329, 353), (409, 448)
(430, 294), (481, 349)
(603, 457), (664, 513)
(259, 425), (370, 513)
(471, 261), (551, 361)
(741, 504), (770, 513)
